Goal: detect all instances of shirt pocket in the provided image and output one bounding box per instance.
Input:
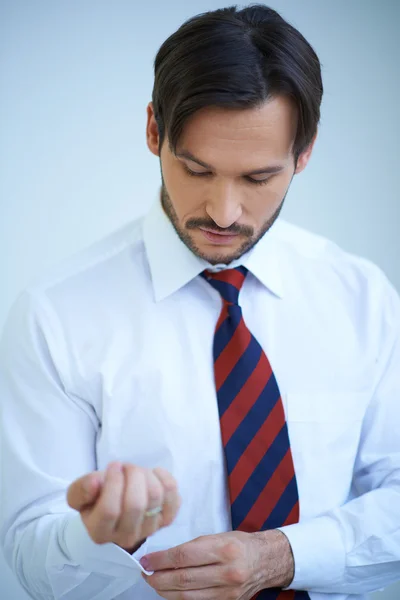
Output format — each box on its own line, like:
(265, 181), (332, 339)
(284, 391), (368, 517)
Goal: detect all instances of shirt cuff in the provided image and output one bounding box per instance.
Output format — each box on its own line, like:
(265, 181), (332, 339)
(62, 512), (154, 579)
(277, 515), (346, 591)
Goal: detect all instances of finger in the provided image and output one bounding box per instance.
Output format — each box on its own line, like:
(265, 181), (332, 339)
(141, 535), (220, 572)
(67, 471), (104, 511)
(152, 467), (181, 527)
(115, 464), (147, 547)
(89, 462), (124, 543)
(141, 469), (164, 538)
(144, 564), (226, 591)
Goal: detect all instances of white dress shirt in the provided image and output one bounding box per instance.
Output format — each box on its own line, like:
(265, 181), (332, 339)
(1, 192), (400, 600)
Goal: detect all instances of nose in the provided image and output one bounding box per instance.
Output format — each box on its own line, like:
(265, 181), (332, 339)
(205, 181), (242, 228)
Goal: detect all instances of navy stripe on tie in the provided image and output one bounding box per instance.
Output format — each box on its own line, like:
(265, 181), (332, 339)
(224, 374), (279, 474)
(261, 475), (298, 531)
(216, 335), (262, 416)
(213, 310), (242, 360)
(230, 424), (288, 529)
(257, 588), (282, 600)
(209, 280), (240, 304)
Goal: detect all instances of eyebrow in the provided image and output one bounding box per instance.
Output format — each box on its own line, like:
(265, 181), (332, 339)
(175, 149), (285, 176)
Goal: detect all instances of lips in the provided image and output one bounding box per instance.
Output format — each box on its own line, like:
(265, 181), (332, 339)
(199, 227), (240, 245)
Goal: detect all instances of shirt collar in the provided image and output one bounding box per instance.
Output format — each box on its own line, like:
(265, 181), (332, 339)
(143, 189), (284, 302)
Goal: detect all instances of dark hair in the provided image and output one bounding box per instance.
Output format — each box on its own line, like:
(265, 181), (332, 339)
(152, 4), (323, 163)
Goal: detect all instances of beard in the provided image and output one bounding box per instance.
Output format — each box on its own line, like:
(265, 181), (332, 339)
(160, 176), (291, 265)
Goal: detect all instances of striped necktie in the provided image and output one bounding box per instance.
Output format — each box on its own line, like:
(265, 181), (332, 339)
(202, 266), (310, 600)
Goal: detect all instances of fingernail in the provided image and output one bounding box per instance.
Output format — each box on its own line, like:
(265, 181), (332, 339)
(140, 557), (150, 570)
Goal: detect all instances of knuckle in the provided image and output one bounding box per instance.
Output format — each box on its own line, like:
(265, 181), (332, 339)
(225, 566), (247, 585)
(100, 506), (119, 521)
(177, 570), (193, 587)
(125, 495), (146, 515)
(173, 546), (187, 569)
(221, 541), (242, 562)
(130, 503), (146, 518)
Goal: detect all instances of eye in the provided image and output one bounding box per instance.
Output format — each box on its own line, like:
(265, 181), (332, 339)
(245, 177), (271, 186)
(183, 164), (271, 186)
(183, 165), (211, 177)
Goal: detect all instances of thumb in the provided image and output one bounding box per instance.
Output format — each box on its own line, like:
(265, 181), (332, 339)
(67, 471), (104, 512)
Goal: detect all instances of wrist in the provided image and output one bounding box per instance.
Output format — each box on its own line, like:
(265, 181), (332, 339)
(254, 529), (295, 589)
(121, 538), (147, 555)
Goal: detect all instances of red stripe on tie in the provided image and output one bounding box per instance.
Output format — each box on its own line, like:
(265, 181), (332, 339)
(277, 591), (295, 600)
(237, 449), (294, 531)
(220, 352), (272, 445)
(208, 269), (246, 291)
(283, 500), (299, 526)
(215, 317), (252, 391)
(228, 400), (284, 503)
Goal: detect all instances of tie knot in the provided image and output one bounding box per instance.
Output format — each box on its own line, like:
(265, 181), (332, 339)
(202, 266), (248, 305)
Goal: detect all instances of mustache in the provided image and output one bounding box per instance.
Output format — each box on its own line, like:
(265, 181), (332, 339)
(186, 218), (254, 237)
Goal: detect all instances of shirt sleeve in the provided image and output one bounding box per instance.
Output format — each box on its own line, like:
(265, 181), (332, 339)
(0, 291), (152, 600)
(279, 275), (400, 595)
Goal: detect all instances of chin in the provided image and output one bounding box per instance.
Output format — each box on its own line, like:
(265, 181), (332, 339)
(183, 230), (253, 264)
(198, 247), (244, 265)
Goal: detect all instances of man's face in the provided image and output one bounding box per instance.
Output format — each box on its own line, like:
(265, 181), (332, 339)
(146, 96), (315, 265)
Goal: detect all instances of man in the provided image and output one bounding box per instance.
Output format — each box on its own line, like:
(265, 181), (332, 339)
(0, 4), (399, 600)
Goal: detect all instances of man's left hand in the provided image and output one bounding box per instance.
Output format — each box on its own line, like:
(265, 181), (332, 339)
(140, 529), (294, 599)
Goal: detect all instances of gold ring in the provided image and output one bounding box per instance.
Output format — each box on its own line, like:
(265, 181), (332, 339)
(144, 506), (162, 518)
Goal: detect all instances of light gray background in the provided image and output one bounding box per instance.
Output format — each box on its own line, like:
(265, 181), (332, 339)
(1, 1), (399, 598)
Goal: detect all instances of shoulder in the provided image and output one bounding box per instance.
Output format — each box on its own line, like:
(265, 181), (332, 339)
(274, 218), (399, 327)
(275, 218), (395, 292)
(27, 216), (146, 297)
(2, 216), (147, 339)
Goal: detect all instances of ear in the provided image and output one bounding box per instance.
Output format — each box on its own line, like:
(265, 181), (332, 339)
(294, 130), (318, 174)
(146, 102), (161, 157)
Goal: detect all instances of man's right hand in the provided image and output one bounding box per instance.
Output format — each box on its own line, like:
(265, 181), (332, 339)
(67, 461), (181, 553)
